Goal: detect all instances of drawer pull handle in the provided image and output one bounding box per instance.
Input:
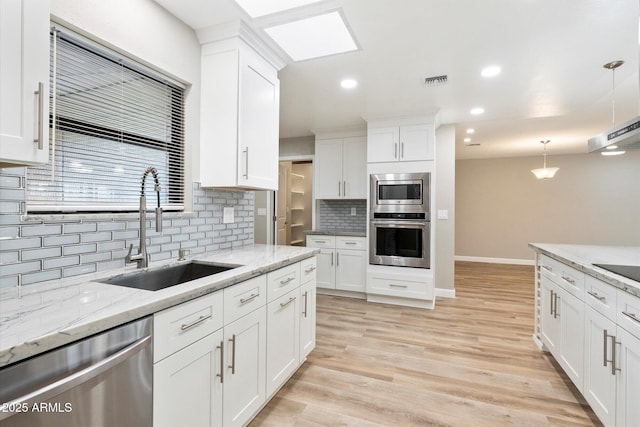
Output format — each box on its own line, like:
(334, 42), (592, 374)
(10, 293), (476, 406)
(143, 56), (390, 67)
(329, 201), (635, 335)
(305, 266), (316, 273)
(280, 296), (296, 307)
(181, 314), (212, 331)
(240, 293), (259, 304)
(561, 275), (576, 285)
(389, 284), (408, 288)
(345, 242), (357, 245)
(587, 291), (606, 302)
(280, 277), (295, 285)
(622, 311), (640, 324)
(542, 265), (553, 272)
(315, 240), (326, 243)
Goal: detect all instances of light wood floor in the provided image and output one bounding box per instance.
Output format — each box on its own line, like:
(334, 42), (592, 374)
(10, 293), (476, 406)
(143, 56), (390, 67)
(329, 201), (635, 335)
(250, 262), (601, 427)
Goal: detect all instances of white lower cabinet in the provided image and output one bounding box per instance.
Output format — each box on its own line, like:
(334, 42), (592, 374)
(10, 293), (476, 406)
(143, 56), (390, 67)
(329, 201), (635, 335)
(266, 288), (300, 397)
(223, 306), (267, 427)
(616, 326), (640, 427)
(153, 257), (317, 427)
(307, 235), (366, 293)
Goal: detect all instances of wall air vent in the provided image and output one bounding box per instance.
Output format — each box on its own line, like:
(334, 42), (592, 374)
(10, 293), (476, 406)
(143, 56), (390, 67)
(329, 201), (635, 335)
(424, 75), (448, 85)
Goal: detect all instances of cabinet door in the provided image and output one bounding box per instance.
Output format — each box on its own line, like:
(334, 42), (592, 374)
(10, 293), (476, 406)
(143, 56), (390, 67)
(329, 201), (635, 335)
(300, 280), (316, 359)
(336, 249), (366, 292)
(266, 288), (300, 397)
(558, 289), (584, 392)
(540, 277), (560, 355)
(223, 306), (266, 427)
(399, 124), (433, 161)
(367, 126), (399, 163)
(314, 139), (343, 198)
(237, 49), (279, 190)
(315, 248), (336, 289)
(154, 329), (224, 427)
(584, 305), (617, 427)
(342, 137), (367, 199)
(617, 327), (640, 427)
(0, 0), (50, 167)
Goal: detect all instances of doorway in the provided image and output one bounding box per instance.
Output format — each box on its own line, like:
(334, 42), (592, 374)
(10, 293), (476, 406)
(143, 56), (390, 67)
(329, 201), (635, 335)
(276, 160), (313, 246)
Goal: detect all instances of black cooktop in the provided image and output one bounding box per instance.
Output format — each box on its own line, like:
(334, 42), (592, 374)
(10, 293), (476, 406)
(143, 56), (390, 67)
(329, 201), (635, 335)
(593, 264), (640, 283)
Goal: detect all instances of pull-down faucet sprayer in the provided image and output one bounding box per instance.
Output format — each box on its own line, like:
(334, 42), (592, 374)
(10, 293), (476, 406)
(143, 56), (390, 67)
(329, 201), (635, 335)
(126, 167), (163, 268)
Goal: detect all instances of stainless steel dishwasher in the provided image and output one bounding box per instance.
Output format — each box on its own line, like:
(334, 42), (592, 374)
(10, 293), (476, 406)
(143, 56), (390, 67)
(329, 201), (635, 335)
(0, 316), (152, 427)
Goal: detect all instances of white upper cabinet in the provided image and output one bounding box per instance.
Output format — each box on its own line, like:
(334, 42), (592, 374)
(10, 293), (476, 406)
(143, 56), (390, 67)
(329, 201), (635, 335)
(314, 136), (366, 199)
(200, 37), (280, 190)
(0, 0), (50, 167)
(367, 123), (434, 163)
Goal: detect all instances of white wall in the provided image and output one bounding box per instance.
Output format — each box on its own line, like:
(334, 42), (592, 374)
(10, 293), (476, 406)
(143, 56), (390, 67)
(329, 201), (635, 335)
(51, 0), (201, 209)
(435, 125), (455, 292)
(456, 150), (640, 262)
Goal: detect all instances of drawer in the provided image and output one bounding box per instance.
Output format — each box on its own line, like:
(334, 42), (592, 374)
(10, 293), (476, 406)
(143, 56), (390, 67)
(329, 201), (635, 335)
(336, 236), (366, 251)
(617, 289), (640, 340)
(368, 276), (433, 300)
(154, 290), (224, 363)
(539, 255), (559, 281)
(585, 275), (617, 320)
(555, 262), (585, 299)
(267, 262), (300, 303)
(306, 235), (336, 249)
(300, 256), (317, 284)
(223, 275), (267, 325)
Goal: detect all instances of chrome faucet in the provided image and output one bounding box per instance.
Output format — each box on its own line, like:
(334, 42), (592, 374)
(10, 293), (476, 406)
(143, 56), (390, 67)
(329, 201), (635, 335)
(126, 167), (163, 268)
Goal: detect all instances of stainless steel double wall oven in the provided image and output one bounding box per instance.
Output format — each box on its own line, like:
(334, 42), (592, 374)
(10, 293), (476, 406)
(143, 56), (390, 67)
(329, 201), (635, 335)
(369, 172), (430, 268)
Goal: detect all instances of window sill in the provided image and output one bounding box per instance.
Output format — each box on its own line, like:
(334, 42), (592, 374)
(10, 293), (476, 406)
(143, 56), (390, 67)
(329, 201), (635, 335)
(22, 211), (195, 223)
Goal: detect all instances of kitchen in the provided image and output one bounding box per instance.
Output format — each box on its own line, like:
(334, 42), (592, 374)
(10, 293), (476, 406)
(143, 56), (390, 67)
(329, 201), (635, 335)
(1, 0), (639, 426)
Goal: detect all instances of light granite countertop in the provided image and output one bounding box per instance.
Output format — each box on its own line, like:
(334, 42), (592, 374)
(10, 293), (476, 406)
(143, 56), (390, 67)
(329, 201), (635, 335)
(529, 243), (640, 297)
(0, 244), (318, 368)
(304, 229), (366, 237)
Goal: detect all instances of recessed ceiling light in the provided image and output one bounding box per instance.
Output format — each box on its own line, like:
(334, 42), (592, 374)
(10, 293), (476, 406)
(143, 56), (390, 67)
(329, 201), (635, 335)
(464, 137), (471, 143)
(470, 107), (485, 115)
(606, 145), (618, 150)
(466, 128), (475, 134)
(341, 79), (357, 89)
(601, 150), (626, 156)
(481, 65), (501, 77)
(233, 0), (322, 18)
(264, 11), (358, 62)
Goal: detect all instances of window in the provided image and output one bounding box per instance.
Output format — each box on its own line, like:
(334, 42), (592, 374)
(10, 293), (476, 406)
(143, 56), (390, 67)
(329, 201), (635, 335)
(27, 27), (185, 213)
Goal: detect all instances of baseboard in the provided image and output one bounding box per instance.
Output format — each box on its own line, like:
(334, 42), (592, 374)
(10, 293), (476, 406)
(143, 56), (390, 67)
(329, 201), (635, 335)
(435, 288), (456, 299)
(455, 255), (535, 266)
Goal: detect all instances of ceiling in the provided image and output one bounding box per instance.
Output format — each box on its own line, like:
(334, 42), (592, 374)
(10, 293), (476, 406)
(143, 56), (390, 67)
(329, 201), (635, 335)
(154, 0), (639, 159)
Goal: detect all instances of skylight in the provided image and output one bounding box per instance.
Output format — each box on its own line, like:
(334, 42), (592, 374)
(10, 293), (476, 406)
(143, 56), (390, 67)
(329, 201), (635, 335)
(264, 11), (358, 61)
(233, 0), (323, 18)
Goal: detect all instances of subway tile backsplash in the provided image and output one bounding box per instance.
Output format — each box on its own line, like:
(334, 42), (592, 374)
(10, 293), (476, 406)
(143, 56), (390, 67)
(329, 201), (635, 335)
(0, 168), (254, 288)
(317, 199), (367, 231)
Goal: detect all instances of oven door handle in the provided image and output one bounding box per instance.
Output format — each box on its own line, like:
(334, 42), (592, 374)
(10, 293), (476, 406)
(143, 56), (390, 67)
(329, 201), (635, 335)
(370, 220), (429, 227)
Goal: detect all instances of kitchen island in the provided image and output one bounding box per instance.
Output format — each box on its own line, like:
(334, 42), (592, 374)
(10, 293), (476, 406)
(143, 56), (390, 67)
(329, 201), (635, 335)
(529, 243), (639, 427)
(0, 244), (318, 367)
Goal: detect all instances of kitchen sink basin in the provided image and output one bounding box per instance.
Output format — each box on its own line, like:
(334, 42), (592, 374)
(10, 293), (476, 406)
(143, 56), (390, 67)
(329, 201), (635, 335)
(99, 261), (239, 291)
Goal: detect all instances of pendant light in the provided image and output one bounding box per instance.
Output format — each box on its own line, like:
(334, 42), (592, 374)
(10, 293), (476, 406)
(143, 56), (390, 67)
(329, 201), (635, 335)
(531, 140), (559, 179)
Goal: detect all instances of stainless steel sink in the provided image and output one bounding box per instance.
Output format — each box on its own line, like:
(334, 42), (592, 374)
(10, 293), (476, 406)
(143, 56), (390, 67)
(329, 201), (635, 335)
(99, 261), (239, 291)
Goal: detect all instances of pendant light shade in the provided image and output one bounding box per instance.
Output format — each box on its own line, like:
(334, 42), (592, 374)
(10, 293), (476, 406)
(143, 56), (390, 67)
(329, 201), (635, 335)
(531, 140), (559, 179)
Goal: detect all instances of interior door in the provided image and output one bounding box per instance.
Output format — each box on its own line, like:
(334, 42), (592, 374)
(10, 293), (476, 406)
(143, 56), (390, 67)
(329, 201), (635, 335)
(276, 162), (291, 245)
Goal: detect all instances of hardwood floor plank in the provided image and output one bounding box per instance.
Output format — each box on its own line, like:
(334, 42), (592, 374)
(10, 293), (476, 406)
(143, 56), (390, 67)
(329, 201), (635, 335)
(249, 262), (601, 427)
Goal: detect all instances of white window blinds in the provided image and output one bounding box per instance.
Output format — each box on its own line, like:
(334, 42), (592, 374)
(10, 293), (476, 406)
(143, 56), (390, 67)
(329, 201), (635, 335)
(27, 28), (185, 212)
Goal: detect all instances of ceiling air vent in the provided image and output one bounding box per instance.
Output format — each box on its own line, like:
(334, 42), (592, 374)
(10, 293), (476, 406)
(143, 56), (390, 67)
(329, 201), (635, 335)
(424, 75), (448, 85)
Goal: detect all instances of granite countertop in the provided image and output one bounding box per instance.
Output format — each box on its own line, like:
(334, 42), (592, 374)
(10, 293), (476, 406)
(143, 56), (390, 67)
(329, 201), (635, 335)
(529, 243), (640, 297)
(304, 229), (366, 237)
(0, 244), (318, 368)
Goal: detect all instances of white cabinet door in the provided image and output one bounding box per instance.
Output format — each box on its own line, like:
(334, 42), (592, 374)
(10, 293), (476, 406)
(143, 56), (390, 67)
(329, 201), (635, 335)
(315, 248), (336, 289)
(367, 126), (399, 163)
(223, 306), (266, 427)
(558, 288), (584, 391)
(342, 137), (367, 199)
(399, 124), (433, 161)
(336, 249), (366, 292)
(154, 329), (224, 427)
(266, 288), (300, 397)
(314, 139), (343, 199)
(237, 50), (279, 190)
(300, 280), (316, 359)
(584, 305), (617, 427)
(540, 278), (560, 355)
(617, 327), (640, 427)
(0, 0), (50, 167)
